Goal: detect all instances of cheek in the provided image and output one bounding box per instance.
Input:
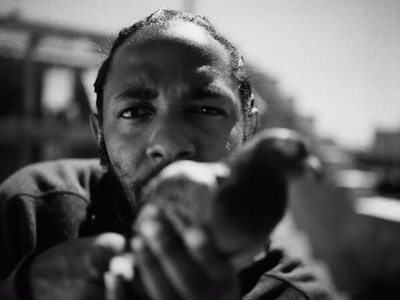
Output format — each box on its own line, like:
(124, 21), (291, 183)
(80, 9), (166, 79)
(225, 124), (245, 154)
(104, 125), (145, 174)
(199, 123), (244, 161)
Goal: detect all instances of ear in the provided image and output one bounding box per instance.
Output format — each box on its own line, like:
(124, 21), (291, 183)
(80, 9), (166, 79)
(89, 113), (102, 148)
(250, 107), (260, 136)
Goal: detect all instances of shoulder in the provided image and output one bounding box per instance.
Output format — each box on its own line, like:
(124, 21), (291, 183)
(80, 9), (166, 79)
(240, 247), (333, 300)
(0, 159), (105, 203)
(0, 159), (106, 279)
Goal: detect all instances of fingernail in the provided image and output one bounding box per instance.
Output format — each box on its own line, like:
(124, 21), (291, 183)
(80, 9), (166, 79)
(140, 219), (162, 239)
(184, 227), (207, 248)
(108, 254), (135, 280)
(142, 204), (159, 218)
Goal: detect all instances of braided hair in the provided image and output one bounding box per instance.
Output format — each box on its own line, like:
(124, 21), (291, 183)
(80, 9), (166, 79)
(94, 8), (254, 129)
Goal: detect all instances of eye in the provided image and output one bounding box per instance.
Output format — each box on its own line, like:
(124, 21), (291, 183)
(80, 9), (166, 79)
(192, 106), (226, 116)
(119, 106), (154, 119)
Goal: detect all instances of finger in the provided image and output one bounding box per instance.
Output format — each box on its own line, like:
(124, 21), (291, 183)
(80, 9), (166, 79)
(132, 237), (183, 300)
(137, 205), (212, 299)
(183, 227), (241, 300)
(90, 233), (126, 273)
(183, 227), (236, 284)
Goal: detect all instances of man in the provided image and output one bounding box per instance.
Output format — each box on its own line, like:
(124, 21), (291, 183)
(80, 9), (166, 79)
(0, 8), (332, 300)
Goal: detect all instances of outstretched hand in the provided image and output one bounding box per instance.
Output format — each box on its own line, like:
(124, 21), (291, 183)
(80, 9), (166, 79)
(132, 204), (241, 300)
(29, 233), (126, 300)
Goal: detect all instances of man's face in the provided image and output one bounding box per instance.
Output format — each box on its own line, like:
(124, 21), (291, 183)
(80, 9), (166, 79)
(100, 22), (247, 205)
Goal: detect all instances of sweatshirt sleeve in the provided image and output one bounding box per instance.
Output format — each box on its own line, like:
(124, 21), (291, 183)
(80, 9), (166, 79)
(0, 191), (40, 300)
(240, 248), (333, 300)
(0, 193), (38, 282)
(0, 161), (94, 299)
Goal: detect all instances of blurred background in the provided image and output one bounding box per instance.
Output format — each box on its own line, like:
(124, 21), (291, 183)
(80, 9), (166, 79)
(0, 0), (399, 299)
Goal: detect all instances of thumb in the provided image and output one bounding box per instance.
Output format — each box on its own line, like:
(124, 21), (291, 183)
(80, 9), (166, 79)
(89, 233), (126, 273)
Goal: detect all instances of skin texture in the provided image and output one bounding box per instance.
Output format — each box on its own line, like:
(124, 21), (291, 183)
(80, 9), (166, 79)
(29, 21), (259, 300)
(96, 22), (256, 208)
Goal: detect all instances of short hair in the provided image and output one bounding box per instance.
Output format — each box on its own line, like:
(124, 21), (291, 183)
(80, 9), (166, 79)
(94, 8), (254, 129)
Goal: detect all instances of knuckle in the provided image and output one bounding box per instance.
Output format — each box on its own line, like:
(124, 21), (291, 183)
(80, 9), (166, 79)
(94, 233), (125, 251)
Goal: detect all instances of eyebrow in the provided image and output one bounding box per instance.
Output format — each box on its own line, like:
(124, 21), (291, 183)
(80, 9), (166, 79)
(192, 66), (237, 97)
(111, 65), (237, 103)
(114, 86), (157, 102)
(112, 84), (237, 108)
(189, 84), (237, 101)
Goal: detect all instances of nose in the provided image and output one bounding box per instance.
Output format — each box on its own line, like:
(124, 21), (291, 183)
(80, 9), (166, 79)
(146, 115), (196, 163)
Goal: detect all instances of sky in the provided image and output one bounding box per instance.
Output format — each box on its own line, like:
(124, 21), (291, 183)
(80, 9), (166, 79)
(1, 0), (399, 149)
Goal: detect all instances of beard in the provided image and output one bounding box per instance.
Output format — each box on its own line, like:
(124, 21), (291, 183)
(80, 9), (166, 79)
(98, 131), (171, 219)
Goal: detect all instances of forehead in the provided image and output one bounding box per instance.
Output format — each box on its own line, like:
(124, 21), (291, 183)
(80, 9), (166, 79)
(109, 22), (233, 82)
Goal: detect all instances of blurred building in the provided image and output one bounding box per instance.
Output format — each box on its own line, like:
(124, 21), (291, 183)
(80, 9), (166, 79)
(371, 128), (400, 163)
(0, 14), (110, 182)
(368, 129), (400, 199)
(354, 128), (400, 169)
(352, 128), (400, 199)
(288, 130), (400, 299)
(248, 68), (400, 298)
